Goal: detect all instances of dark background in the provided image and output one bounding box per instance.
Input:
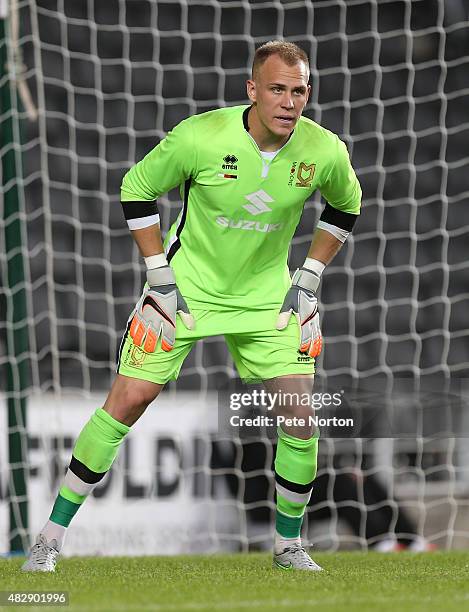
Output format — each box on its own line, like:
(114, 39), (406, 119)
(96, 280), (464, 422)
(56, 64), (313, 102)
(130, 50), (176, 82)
(2, 0), (469, 394)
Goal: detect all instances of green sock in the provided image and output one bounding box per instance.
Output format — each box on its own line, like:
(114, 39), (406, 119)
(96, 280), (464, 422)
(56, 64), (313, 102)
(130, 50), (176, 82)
(49, 408), (130, 528)
(73, 407), (130, 472)
(49, 491), (84, 528)
(274, 427), (319, 538)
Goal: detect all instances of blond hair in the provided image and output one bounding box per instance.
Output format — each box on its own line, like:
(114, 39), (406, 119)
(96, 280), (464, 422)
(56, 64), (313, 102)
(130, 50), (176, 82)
(252, 40), (309, 78)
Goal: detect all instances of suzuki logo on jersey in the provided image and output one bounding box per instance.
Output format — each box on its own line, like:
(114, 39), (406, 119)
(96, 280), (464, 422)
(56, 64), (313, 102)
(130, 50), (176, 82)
(243, 189), (274, 215)
(216, 216), (283, 233)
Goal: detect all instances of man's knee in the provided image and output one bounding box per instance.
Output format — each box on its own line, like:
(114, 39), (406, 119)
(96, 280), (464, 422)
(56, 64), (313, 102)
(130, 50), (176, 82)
(265, 375), (313, 415)
(125, 378), (162, 407)
(103, 375), (164, 426)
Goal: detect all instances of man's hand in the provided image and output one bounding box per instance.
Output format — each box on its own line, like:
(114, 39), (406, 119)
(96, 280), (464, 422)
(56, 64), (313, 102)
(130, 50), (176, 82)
(130, 266), (194, 352)
(276, 268), (323, 357)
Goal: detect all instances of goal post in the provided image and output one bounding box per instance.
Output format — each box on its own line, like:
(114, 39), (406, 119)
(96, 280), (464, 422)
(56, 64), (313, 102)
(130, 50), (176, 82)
(0, 2), (29, 554)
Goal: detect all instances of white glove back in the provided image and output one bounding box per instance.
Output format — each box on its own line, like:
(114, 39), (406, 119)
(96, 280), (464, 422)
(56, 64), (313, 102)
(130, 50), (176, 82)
(130, 266), (194, 353)
(276, 267), (323, 358)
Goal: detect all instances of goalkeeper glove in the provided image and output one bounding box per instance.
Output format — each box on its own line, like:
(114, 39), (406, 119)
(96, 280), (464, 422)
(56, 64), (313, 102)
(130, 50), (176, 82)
(130, 266), (194, 353)
(276, 267), (323, 357)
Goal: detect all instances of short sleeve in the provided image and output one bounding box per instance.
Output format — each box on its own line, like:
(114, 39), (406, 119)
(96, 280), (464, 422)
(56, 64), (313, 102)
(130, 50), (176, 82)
(320, 138), (362, 215)
(120, 118), (196, 202)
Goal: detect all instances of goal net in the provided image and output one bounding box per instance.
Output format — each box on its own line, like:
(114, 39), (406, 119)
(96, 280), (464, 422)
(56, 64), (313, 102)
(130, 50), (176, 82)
(1, 0), (469, 555)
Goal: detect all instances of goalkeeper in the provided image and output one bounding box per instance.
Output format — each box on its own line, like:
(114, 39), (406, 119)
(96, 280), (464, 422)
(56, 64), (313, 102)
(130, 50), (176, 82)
(23, 40), (361, 572)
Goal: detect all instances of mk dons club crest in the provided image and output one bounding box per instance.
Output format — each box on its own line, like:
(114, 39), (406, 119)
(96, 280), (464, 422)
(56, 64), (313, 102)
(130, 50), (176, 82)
(128, 345), (146, 368)
(289, 161), (316, 187)
(295, 162), (315, 187)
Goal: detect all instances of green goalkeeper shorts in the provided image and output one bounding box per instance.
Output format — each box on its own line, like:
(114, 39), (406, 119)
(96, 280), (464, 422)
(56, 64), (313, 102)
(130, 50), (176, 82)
(117, 306), (315, 384)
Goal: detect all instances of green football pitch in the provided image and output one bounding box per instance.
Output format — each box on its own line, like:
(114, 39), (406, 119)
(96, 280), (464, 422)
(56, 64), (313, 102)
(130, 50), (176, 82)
(1, 552), (469, 612)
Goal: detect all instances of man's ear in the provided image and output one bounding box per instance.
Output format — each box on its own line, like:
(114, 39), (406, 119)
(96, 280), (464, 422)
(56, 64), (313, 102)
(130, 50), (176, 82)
(246, 79), (256, 103)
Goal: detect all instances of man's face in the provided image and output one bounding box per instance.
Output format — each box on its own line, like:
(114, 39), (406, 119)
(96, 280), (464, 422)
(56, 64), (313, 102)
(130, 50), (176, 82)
(247, 54), (311, 139)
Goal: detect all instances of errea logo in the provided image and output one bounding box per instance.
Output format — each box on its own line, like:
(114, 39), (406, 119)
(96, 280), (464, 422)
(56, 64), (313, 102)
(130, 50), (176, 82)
(222, 154), (238, 170)
(243, 189), (274, 215)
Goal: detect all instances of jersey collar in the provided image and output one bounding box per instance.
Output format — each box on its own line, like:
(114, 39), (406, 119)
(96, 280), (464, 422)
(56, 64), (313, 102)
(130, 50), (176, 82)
(242, 106), (251, 131)
(242, 105), (295, 149)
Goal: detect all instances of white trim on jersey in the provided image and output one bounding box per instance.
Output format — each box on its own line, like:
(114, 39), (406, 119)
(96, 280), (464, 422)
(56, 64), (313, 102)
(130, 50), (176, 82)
(316, 220), (350, 243)
(127, 214), (160, 230)
(165, 210), (183, 257)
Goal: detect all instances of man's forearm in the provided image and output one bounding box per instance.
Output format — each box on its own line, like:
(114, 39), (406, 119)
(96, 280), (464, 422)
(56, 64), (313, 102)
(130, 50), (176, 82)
(128, 223), (195, 350)
(306, 228), (344, 266)
(277, 226), (347, 357)
(130, 225), (165, 258)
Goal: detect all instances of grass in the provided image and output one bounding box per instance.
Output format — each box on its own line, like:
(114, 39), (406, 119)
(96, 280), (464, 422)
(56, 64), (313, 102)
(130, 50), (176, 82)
(1, 552), (469, 612)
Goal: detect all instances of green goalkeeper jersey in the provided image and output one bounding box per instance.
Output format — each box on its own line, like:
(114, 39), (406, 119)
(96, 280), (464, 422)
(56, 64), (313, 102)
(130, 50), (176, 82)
(121, 105), (361, 312)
